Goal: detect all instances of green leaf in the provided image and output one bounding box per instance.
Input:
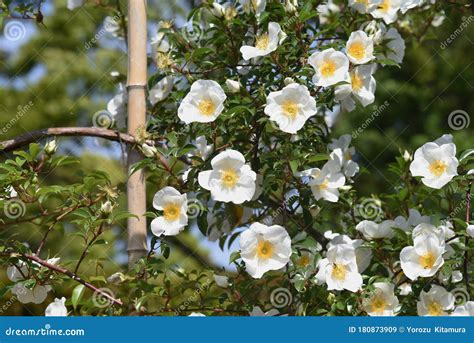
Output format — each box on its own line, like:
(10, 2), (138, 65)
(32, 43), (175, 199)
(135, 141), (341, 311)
(71, 284), (85, 310)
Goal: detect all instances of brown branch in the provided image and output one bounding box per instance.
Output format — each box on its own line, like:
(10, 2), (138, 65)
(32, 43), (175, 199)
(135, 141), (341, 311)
(1, 252), (123, 306)
(0, 126), (171, 172)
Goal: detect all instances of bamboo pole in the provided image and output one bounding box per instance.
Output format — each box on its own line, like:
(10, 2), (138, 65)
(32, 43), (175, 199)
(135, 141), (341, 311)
(126, 0), (148, 265)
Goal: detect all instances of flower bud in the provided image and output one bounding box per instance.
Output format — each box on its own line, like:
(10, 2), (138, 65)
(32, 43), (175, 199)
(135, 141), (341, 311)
(44, 140), (57, 154)
(284, 77), (295, 86)
(142, 143), (157, 158)
(101, 201), (113, 214)
(225, 79), (240, 93)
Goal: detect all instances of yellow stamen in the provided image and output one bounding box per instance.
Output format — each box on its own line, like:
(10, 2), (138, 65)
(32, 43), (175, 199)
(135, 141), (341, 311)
(163, 203), (180, 222)
(428, 160), (447, 177)
(331, 264), (347, 281)
(427, 302), (443, 316)
(198, 99), (216, 116)
(320, 60), (336, 78)
(281, 100), (299, 119)
(256, 240), (273, 259)
(378, 0), (390, 12)
(297, 255), (310, 267)
(419, 252), (436, 269)
(351, 73), (363, 91)
(370, 296), (387, 314)
(348, 42), (365, 60)
(319, 179), (329, 190)
(221, 168), (239, 188)
(256, 34), (270, 50)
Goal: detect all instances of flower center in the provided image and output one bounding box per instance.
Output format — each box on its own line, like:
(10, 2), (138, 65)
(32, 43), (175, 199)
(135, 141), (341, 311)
(256, 240), (274, 259)
(370, 296), (387, 314)
(163, 203), (180, 222)
(427, 301), (443, 316)
(256, 34), (270, 50)
(351, 73), (363, 91)
(419, 252), (436, 269)
(320, 60), (336, 78)
(297, 255), (310, 267)
(378, 0), (390, 12)
(221, 168), (239, 188)
(331, 263), (347, 281)
(198, 99), (216, 116)
(428, 160), (447, 177)
(319, 179), (329, 190)
(281, 100), (299, 119)
(348, 42), (365, 60)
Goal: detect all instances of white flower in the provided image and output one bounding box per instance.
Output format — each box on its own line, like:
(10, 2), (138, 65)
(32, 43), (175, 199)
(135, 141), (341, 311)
(150, 187), (188, 237)
(264, 83), (317, 134)
(149, 76), (173, 105)
(394, 208), (431, 231)
(410, 135), (459, 189)
(308, 160), (346, 203)
(107, 83), (127, 129)
(398, 282), (412, 295)
(284, 0), (298, 13)
(12, 283), (51, 304)
(240, 0), (266, 16)
(316, 0), (341, 24)
(371, 0), (401, 24)
(239, 222), (292, 278)
(412, 223), (452, 243)
(346, 31), (375, 64)
(328, 135), (360, 178)
(363, 282), (399, 316)
(400, 233), (445, 280)
(349, 0), (382, 13)
(383, 28), (405, 64)
(178, 80), (226, 124)
(417, 285), (454, 316)
(356, 220), (395, 240)
(315, 244), (363, 292)
(400, 0), (423, 14)
(188, 312), (206, 316)
(213, 275), (229, 288)
(240, 22), (283, 60)
(100, 200), (113, 214)
(198, 150), (257, 204)
(452, 301), (474, 316)
(284, 77), (295, 85)
(249, 306), (280, 316)
(308, 48), (349, 87)
(67, 0), (83, 10)
(468, 225), (474, 239)
(327, 234), (372, 273)
(151, 31), (170, 54)
(45, 297), (68, 316)
(335, 65), (376, 111)
(191, 136), (213, 160)
(225, 79), (240, 93)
